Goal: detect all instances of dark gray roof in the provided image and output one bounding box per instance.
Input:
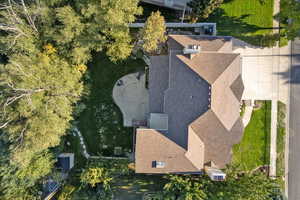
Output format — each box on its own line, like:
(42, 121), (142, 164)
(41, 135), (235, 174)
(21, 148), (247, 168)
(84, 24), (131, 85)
(57, 157), (70, 171)
(136, 35), (244, 174)
(164, 52), (210, 148)
(149, 56), (169, 113)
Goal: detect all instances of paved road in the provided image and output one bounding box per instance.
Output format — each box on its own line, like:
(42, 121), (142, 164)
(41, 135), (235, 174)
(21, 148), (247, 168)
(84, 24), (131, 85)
(288, 38), (300, 200)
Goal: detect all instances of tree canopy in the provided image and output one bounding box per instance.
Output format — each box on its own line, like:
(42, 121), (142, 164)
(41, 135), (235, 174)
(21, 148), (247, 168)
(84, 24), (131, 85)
(277, 0), (300, 40)
(188, 0), (224, 20)
(140, 11), (167, 53)
(0, 0), (141, 198)
(162, 168), (282, 200)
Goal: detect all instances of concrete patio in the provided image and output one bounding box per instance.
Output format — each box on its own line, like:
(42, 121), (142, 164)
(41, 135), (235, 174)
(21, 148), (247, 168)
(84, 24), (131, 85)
(112, 72), (149, 127)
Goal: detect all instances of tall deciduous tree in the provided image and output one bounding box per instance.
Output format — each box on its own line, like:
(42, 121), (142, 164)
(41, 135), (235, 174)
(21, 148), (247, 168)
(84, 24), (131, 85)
(163, 175), (207, 200)
(80, 167), (113, 190)
(188, 0), (224, 19)
(76, 0), (142, 62)
(0, 1), (83, 198)
(0, 0), (142, 198)
(140, 11), (167, 53)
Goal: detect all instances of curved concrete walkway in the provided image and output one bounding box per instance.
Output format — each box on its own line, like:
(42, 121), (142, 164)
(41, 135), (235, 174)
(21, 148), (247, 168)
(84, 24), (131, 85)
(113, 72), (149, 127)
(242, 106), (253, 127)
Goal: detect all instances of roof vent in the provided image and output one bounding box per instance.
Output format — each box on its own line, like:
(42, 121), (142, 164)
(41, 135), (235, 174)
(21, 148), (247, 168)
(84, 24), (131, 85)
(155, 161), (165, 168)
(183, 45), (201, 59)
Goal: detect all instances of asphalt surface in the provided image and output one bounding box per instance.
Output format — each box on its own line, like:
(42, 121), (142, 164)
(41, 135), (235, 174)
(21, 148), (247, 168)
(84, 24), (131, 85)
(288, 38), (300, 200)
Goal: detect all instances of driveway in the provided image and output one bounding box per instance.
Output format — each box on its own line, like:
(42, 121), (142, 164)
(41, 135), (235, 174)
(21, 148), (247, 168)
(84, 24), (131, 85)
(113, 72), (149, 127)
(233, 38), (290, 103)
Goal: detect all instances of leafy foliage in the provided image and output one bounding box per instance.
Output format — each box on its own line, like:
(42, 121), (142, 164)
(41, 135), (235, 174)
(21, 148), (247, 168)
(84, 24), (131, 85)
(140, 11), (167, 53)
(277, 0), (300, 40)
(162, 167), (282, 200)
(206, 167), (282, 200)
(75, 0), (142, 62)
(163, 175), (207, 200)
(0, 0), (141, 198)
(188, 0), (224, 19)
(80, 167), (113, 189)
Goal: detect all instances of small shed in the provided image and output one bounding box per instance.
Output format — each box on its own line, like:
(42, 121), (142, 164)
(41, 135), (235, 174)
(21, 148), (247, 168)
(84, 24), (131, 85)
(57, 153), (74, 171)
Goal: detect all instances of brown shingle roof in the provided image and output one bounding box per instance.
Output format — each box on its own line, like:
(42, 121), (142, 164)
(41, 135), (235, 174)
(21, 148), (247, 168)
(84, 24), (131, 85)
(177, 53), (239, 84)
(135, 35), (244, 173)
(168, 35), (233, 52)
(135, 129), (201, 173)
(230, 75), (244, 101)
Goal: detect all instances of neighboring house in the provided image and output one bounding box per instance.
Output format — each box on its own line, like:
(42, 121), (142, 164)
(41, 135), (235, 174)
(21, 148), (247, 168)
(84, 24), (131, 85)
(135, 35), (244, 175)
(141, 0), (191, 10)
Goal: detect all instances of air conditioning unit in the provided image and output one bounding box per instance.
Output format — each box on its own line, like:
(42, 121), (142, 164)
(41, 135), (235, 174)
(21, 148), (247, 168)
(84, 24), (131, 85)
(205, 166), (226, 181)
(183, 45), (201, 55)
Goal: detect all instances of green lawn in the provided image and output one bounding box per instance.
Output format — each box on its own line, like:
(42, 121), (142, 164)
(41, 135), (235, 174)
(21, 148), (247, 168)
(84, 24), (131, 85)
(207, 0), (275, 46)
(77, 53), (146, 156)
(233, 101), (271, 171)
(277, 101), (286, 189)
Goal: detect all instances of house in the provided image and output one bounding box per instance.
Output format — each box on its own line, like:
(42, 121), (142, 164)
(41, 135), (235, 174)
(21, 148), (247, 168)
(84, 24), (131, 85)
(135, 35), (244, 174)
(141, 0), (191, 10)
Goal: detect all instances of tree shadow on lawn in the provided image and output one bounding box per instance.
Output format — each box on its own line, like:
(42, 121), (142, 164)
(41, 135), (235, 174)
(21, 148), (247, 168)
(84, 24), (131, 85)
(206, 8), (279, 47)
(78, 53), (145, 156)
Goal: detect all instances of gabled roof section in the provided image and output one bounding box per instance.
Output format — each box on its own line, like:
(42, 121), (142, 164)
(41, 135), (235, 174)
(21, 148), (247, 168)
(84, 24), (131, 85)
(190, 110), (243, 168)
(210, 55), (241, 130)
(135, 129), (201, 173)
(230, 75), (244, 101)
(177, 53), (239, 84)
(168, 35), (232, 52)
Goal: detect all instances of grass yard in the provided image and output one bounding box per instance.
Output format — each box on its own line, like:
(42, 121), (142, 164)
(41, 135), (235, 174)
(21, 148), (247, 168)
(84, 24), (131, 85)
(207, 0), (275, 46)
(112, 175), (166, 200)
(232, 101), (271, 171)
(78, 53), (146, 156)
(277, 101), (286, 189)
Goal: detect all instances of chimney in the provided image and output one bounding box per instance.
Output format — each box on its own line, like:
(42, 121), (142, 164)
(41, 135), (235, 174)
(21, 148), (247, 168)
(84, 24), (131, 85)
(183, 44), (201, 59)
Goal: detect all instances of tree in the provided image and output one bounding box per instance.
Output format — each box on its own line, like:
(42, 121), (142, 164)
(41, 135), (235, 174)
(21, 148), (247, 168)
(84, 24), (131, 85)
(277, 0), (300, 40)
(0, 0), (142, 198)
(75, 0), (142, 62)
(80, 167), (113, 190)
(163, 175), (207, 200)
(0, 1), (83, 198)
(188, 0), (224, 19)
(140, 11), (167, 53)
(162, 166), (282, 200)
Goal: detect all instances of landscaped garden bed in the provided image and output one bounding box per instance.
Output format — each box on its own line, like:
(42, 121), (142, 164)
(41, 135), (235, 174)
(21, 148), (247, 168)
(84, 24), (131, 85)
(77, 53), (146, 157)
(232, 100), (272, 170)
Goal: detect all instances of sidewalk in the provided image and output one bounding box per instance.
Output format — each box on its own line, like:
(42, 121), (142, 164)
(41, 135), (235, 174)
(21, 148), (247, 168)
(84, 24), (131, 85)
(269, 0), (280, 177)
